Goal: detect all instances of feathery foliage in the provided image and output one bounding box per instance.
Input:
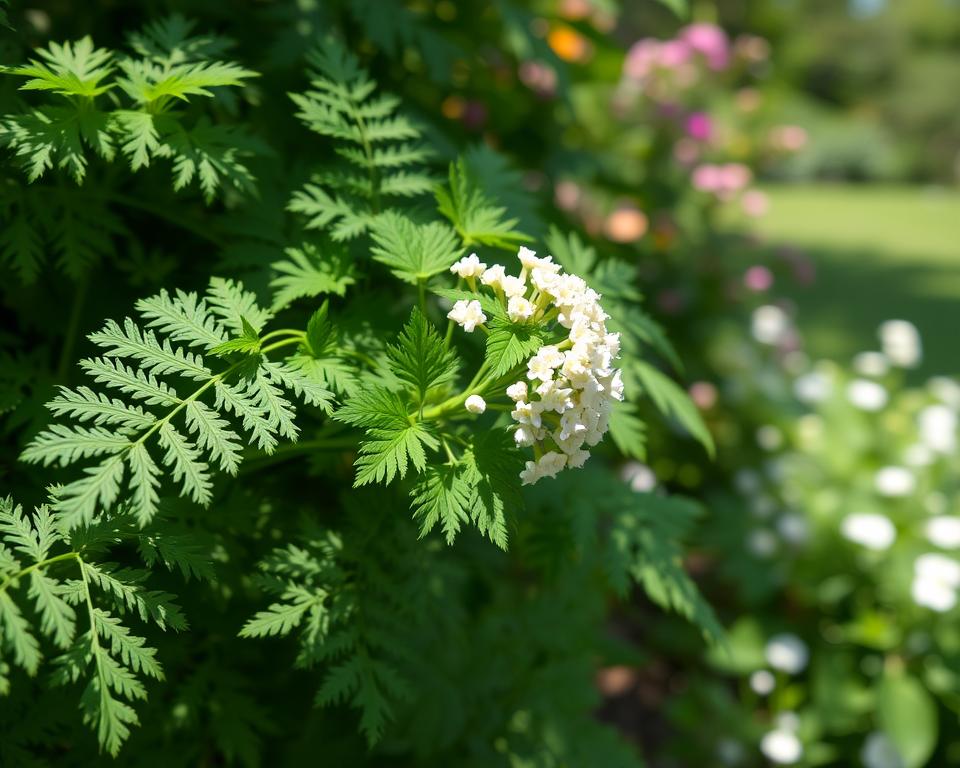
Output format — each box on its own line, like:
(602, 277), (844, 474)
(0, 16), (260, 200)
(21, 279), (333, 528)
(288, 37), (433, 240)
(0, 497), (190, 755)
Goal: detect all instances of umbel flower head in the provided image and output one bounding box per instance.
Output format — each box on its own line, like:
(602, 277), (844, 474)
(448, 246), (624, 484)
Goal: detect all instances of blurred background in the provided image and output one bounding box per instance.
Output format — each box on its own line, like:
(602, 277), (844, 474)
(534, 1), (960, 766)
(1, 0), (958, 765)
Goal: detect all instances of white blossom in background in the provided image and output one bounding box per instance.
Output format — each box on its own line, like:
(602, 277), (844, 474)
(874, 466), (915, 497)
(929, 376), (960, 410)
(841, 513), (896, 551)
(918, 404), (957, 454)
(760, 723), (803, 765)
(447, 299), (487, 333)
(716, 739), (746, 766)
(879, 319), (921, 368)
(853, 351), (890, 378)
(748, 529), (778, 558)
(847, 379), (888, 411)
(926, 516), (960, 549)
(764, 633), (809, 674)
(750, 669), (775, 695)
(621, 461), (657, 492)
(735, 469), (761, 495)
(449, 246), (623, 485)
(793, 370), (831, 403)
(904, 443), (934, 467)
(861, 732), (905, 768)
(777, 513), (809, 545)
(911, 553), (960, 612)
(464, 395), (486, 414)
(756, 425), (783, 451)
(751, 304), (791, 346)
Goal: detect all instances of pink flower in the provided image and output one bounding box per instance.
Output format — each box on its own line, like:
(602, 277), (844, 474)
(692, 163), (722, 192)
(658, 39), (692, 68)
(624, 39), (660, 79)
(741, 189), (770, 217)
(720, 163), (752, 192)
(519, 60), (557, 98)
(680, 23), (729, 70)
(769, 125), (808, 152)
(685, 111), (713, 141)
(744, 265), (773, 292)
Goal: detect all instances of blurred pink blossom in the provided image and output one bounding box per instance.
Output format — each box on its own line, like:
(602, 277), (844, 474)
(624, 39), (660, 80)
(554, 180), (582, 211)
(741, 189), (770, 217)
(673, 138), (700, 166)
(685, 111), (713, 141)
(769, 125), (808, 152)
(519, 60), (558, 98)
(692, 163), (752, 200)
(680, 23), (730, 70)
(659, 39), (692, 68)
(689, 381), (718, 410)
(744, 265), (774, 292)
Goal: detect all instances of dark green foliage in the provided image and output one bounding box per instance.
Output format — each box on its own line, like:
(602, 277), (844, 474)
(0, 5), (716, 765)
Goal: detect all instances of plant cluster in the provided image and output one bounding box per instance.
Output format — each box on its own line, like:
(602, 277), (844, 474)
(0, 4), (715, 765)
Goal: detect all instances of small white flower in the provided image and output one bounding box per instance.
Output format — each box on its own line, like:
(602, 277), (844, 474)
(853, 351), (889, 378)
(912, 553), (960, 612)
(760, 728), (803, 765)
(517, 245), (539, 271)
(880, 319), (921, 368)
(904, 443), (934, 467)
(501, 275), (527, 298)
(764, 634), (808, 674)
(861, 731), (904, 768)
(464, 394), (486, 414)
(847, 379), (888, 411)
(514, 425), (537, 447)
(929, 376), (960, 409)
(777, 513), (809, 545)
(480, 264), (506, 289)
(793, 371), (831, 404)
(621, 462), (656, 492)
(918, 404), (956, 454)
(841, 513), (896, 551)
(447, 299), (487, 333)
(507, 295), (535, 323)
(756, 425), (783, 451)
(450, 253), (487, 279)
(506, 381), (528, 402)
(925, 516), (960, 549)
(511, 400), (542, 428)
(874, 466), (915, 497)
(750, 669), (775, 695)
(751, 305), (790, 346)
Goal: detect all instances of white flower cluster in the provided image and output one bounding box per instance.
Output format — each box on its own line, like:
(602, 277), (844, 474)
(447, 247), (624, 484)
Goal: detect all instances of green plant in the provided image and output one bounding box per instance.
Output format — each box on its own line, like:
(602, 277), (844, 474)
(0, 10), (715, 765)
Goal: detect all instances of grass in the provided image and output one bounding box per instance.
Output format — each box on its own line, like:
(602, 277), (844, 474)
(746, 184), (960, 375)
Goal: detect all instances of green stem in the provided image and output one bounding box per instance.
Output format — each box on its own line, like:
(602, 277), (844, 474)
(57, 276), (89, 382)
(0, 551), (80, 595)
(341, 348), (379, 370)
(417, 279), (426, 314)
(260, 329), (306, 344)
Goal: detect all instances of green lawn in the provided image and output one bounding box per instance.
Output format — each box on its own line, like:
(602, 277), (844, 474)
(750, 184), (960, 375)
